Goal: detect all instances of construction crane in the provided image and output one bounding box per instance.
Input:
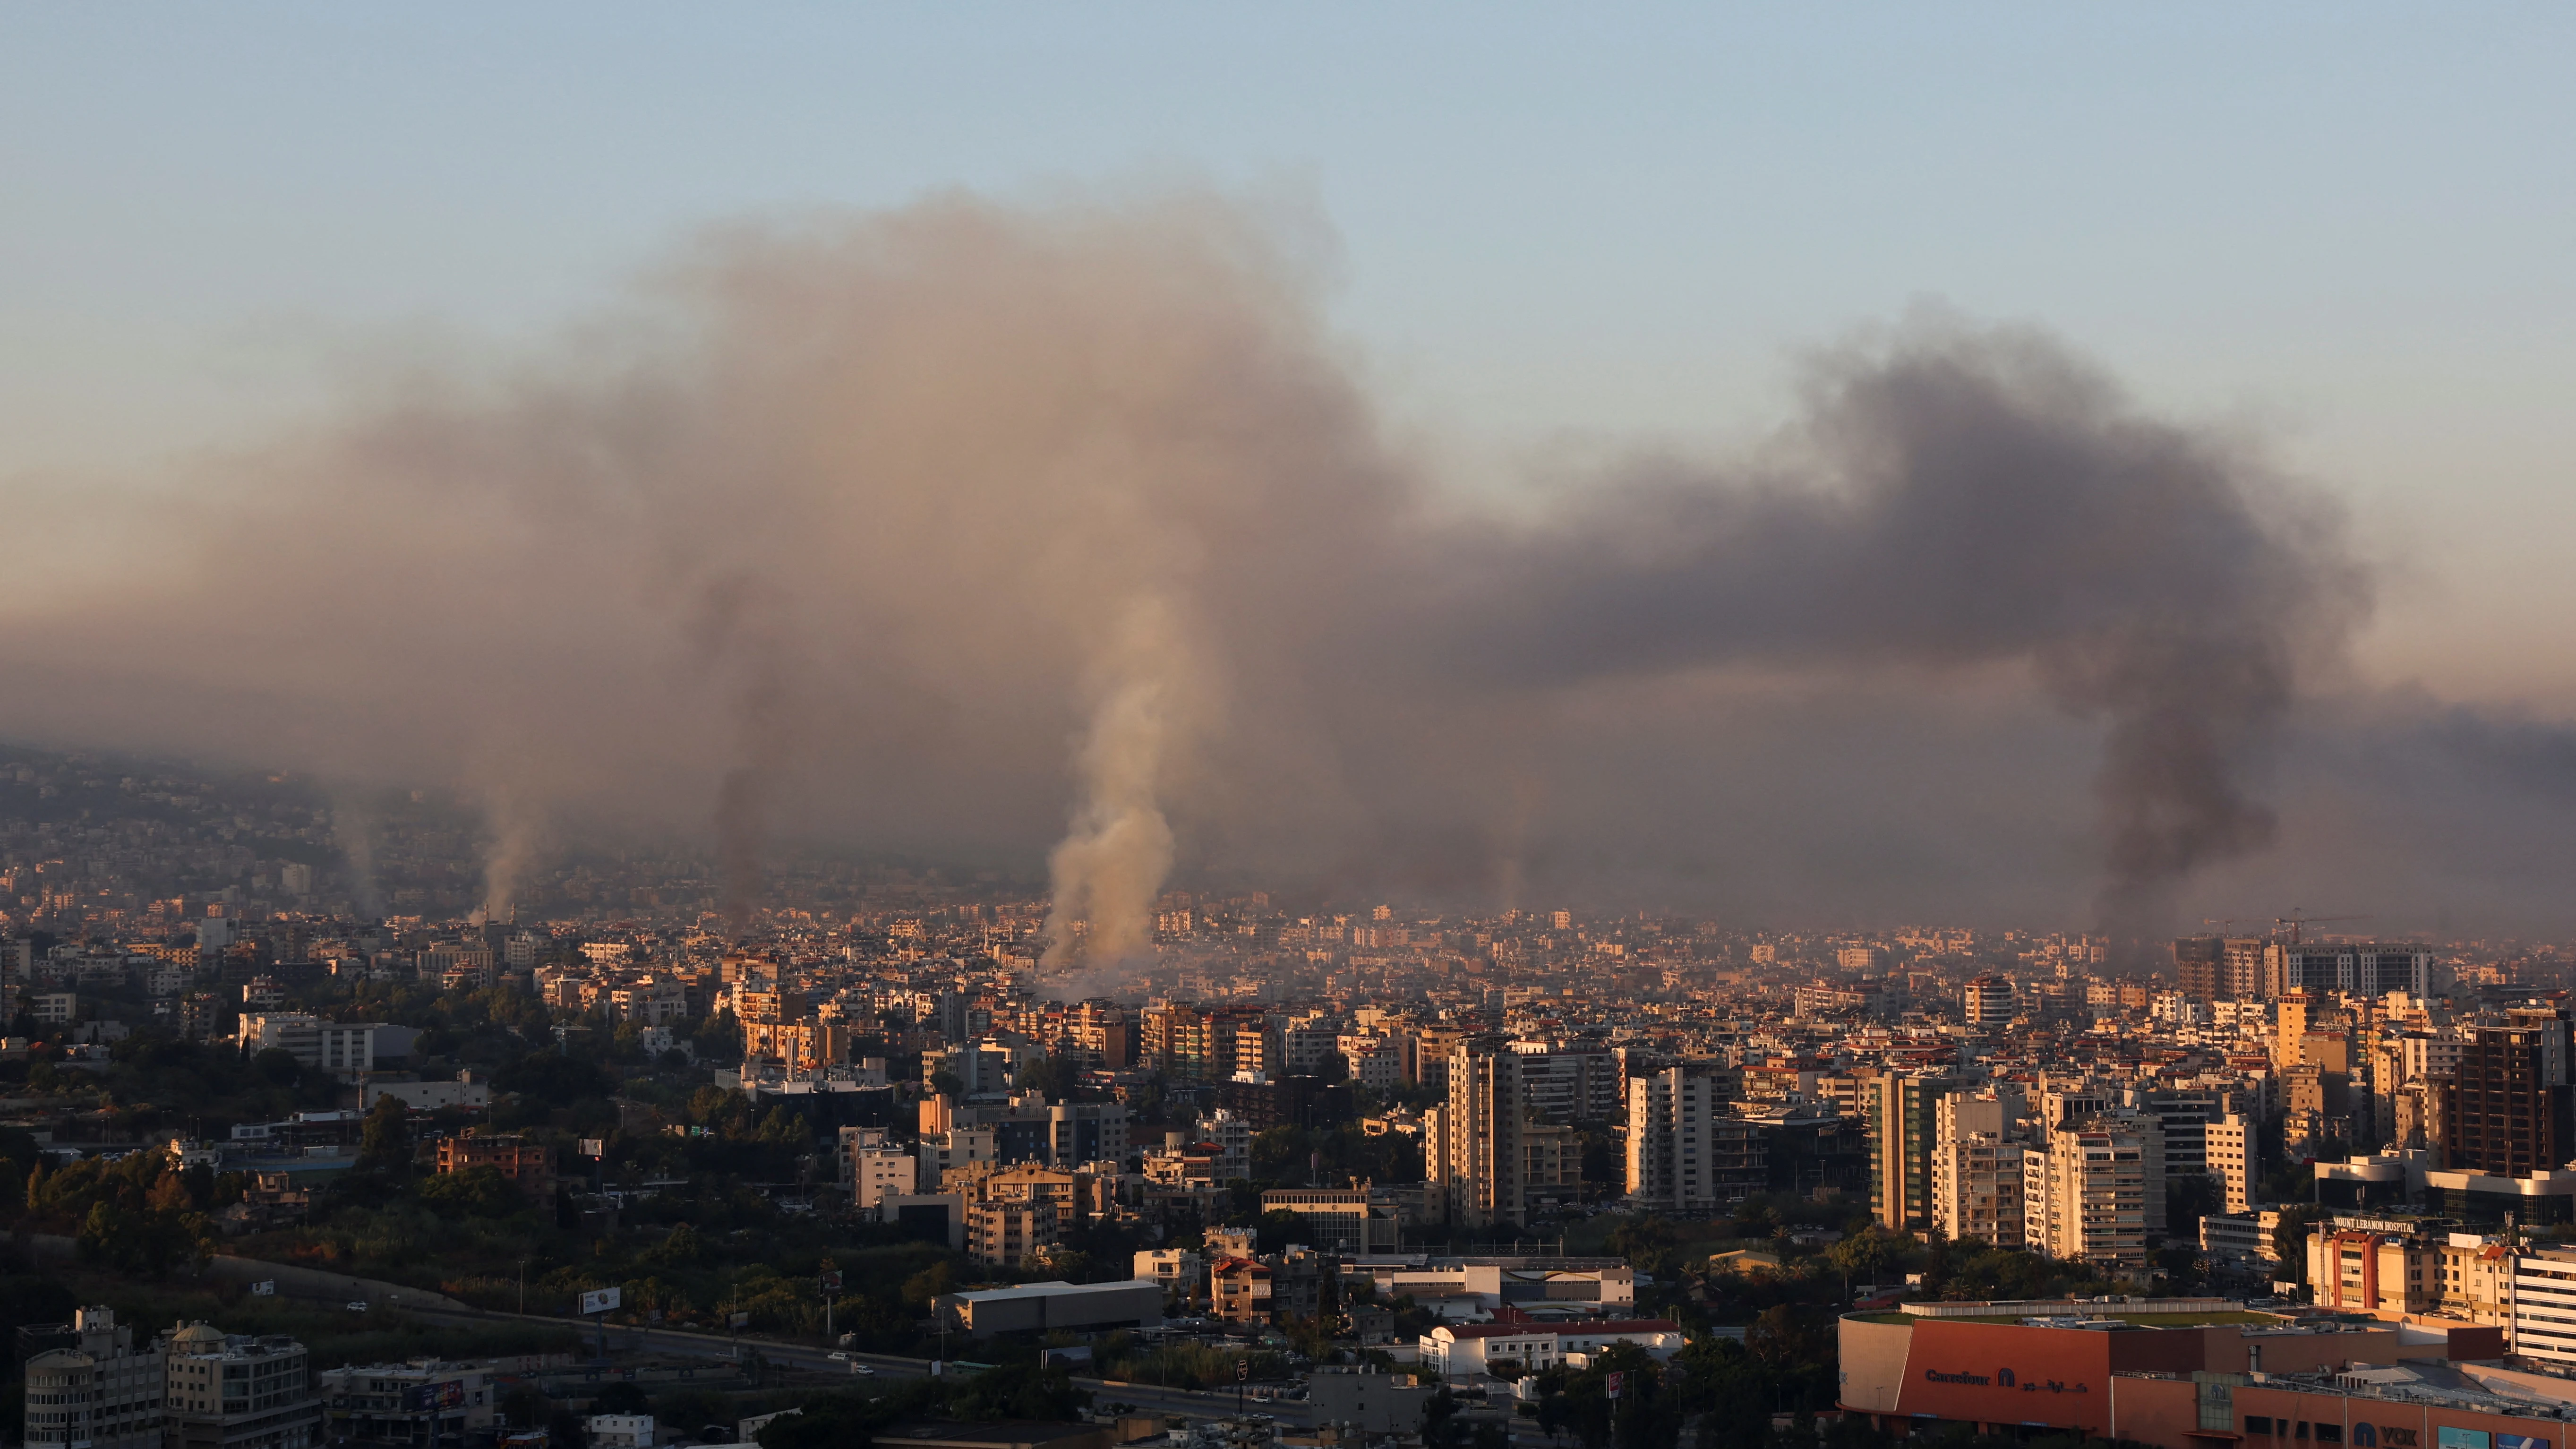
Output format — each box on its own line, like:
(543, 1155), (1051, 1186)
(2274, 910), (2369, 944)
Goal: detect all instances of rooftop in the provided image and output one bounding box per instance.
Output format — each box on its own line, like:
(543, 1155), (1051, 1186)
(939, 1280), (1157, 1304)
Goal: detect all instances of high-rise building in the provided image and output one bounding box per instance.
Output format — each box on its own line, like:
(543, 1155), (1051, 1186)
(2441, 1009), (2573, 1177)
(2221, 937), (2271, 1000)
(1866, 1072), (1959, 1231)
(1507, 1041), (1623, 1123)
(1139, 1002), (1273, 1083)
(1931, 1132), (2024, 1246)
(1625, 1064), (1757, 1210)
(1424, 1037), (1579, 1228)
(2270, 944), (2436, 998)
(2207, 1112), (2257, 1214)
(163, 1322), (319, 1449)
(1962, 977), (2016, 1026)
(1930, 1091), (2025, 1245)
(2128, 1087), (2232, 1177)
(2173, 937), (2225, 1003)
(2021, 1112), (2165, 1271)
(22, 1308), (163, 1449)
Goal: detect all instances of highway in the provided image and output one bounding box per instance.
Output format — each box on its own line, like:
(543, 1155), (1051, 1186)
(406, 1306), (1311, 1428)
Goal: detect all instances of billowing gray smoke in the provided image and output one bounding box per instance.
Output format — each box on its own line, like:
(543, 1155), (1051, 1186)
(1412, 327), (2365, 933)
(0, 191), (2414, 935)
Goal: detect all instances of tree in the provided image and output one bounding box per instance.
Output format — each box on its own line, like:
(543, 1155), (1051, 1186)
(497, 1387), (551, 1430)
(2274, 1204), (2329, 1286)
(1605, 1215), (1681, 1276)
(901, 1261), (955, 1307)
(643, 1222), (702, 1267)
(1747, 1304), (1832, 1374)
(1014, 1053), (1081, 1104)
(418, 1166), (527, 1220)
(359, 1096), (411, 1171)
(593, 1382), (652, 1415)
(1823, 1227), (1901, 1299)
(494, 1051), (613, 1106)
(695, 1010), (745, 1064)
(2165, 1174), (2222, 1244)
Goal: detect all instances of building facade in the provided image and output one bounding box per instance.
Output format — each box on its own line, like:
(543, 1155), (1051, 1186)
(2441, 1011), (2572, 1177)
(22, 1309), (164, 1449)
(1867, 1072), (1958, 1231)
(2022, 1114), (2164, 1270)
(1624, 1064), (1746, 1211)
(163, 1324), (320, 1449)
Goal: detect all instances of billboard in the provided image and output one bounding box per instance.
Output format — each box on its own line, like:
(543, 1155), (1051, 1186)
(2439, 1432), (2490, 1449)
(401, 1381), (467, 1412)
(579, 1287), (623, 1315)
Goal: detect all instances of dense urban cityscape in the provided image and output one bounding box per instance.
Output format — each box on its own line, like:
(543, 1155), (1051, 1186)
(9, 744), (2576, 1449)
(10, 12), (2571, 1449)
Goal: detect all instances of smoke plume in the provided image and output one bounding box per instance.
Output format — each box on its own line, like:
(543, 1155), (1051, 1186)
(477, 786), (544, 924)
(1042, 593), (1201, 968)
(331, 797), (381, 918)
(1412, 326), (2365, 934)
(2, 187), (2547, 935)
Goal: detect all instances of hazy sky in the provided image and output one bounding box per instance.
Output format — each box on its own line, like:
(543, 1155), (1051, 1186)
(7, 6), (2571, 706)
(6, 7), (2576, 935)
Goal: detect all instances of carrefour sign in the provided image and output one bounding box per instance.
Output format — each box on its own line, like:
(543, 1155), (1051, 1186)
(1920, 1368), (2090, 1396)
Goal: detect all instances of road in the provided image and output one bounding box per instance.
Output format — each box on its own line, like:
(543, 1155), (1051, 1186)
(406, 1306), (1311, 1427)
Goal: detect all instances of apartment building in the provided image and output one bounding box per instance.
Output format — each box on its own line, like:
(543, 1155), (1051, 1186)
(1423, 1038), (1582, 1229)
(164, 1324), (320, 1449)
(2021, 1113), (2164, 1271)
(434, 1131), (553, 1198)
(236, 1014), (386, 1076)
(965, 1199), (1058, 1269)
(1625, 1063), (1756, 1210)
(2206, 1112), (2257, 1214)
(1930, 1131), (2025, 1247)
(1866, 1072), (1960, 1231)
(22, 1309), (164, 1449)
(317, 1360), (494, 1447)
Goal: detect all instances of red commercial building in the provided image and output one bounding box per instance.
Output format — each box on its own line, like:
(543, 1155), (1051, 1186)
(1840, 1304), (2529, 1449)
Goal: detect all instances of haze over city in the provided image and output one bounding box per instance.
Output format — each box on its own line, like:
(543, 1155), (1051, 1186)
(17, 17), (2576, 1449)
(7, 9), (2576, 938)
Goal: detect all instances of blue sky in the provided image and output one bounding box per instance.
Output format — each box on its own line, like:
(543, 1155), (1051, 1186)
(6, 4), (2573, 698)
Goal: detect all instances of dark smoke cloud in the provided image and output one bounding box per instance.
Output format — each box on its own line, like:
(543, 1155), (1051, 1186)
(0, 189), (2555, 936)
(1407, 327), (2368, 933)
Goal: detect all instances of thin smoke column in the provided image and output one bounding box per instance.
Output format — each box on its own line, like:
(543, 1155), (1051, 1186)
(478, 792), (542, 922)
(1043, 595), (1192, 969)
(332, 800), (381, 917)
